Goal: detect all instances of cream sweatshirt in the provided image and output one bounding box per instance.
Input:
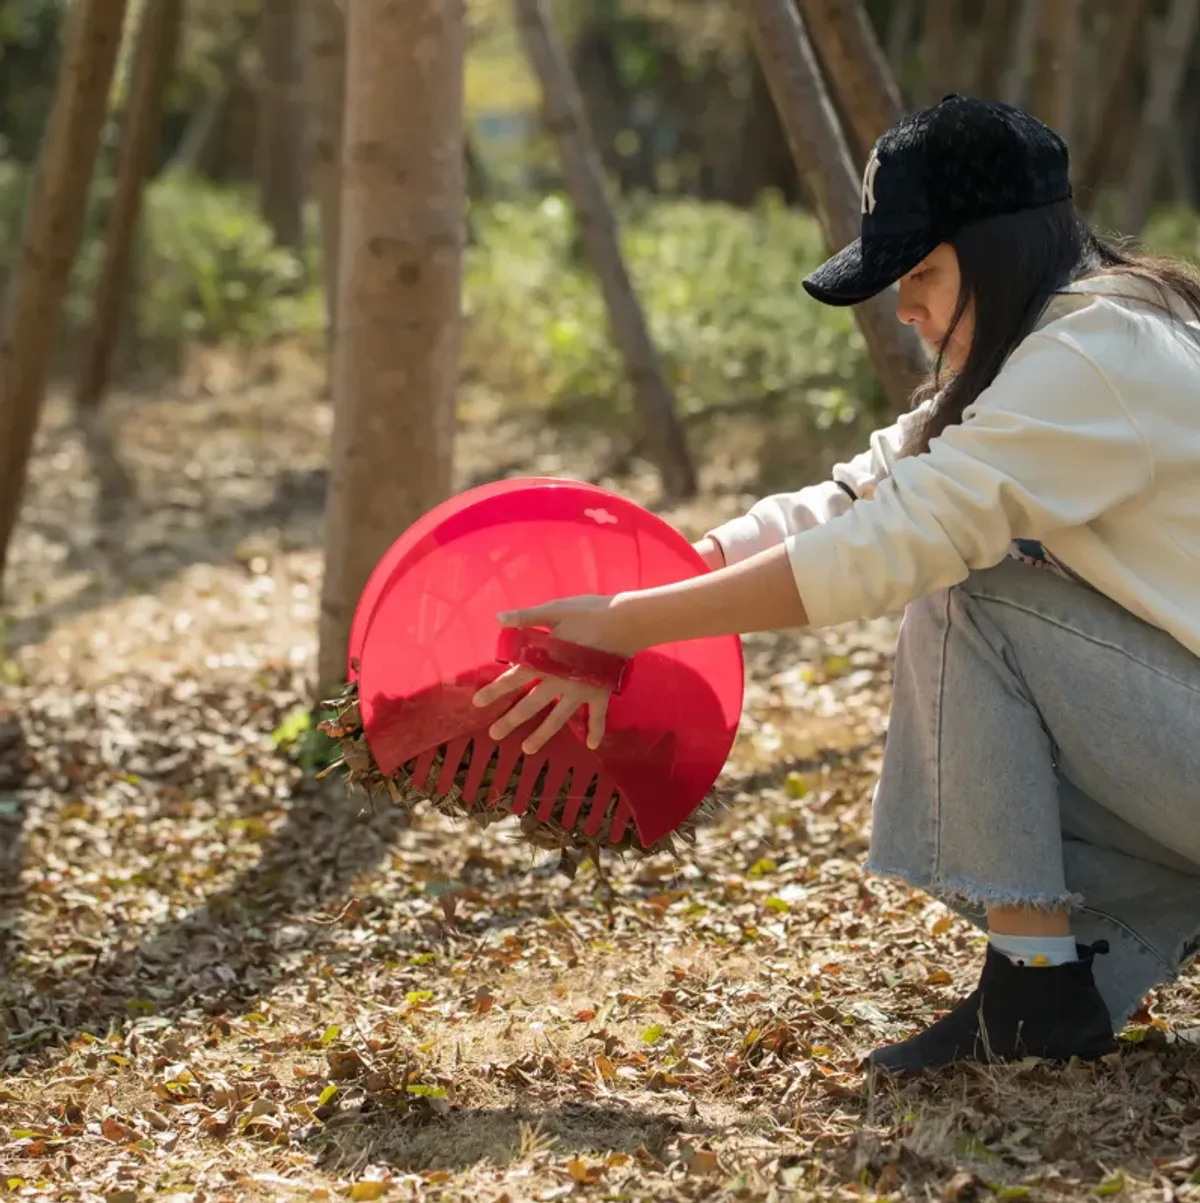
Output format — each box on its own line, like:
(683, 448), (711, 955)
(706, 275), (1200, 658)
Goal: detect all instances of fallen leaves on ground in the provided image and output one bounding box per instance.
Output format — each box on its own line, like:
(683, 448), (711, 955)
(0, 375), (1198, 1202)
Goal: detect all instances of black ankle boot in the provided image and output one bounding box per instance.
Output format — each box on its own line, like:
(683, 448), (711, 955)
(867, 941), (1118, 1074)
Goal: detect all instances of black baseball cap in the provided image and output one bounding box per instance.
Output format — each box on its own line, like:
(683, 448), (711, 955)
(802, 94), (1072, 307)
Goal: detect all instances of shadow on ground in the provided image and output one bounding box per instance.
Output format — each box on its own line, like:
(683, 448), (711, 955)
(1, 779), (413, 1058)
(312, 1099), (722, 1175)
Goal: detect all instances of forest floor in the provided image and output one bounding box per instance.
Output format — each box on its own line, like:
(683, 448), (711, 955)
(2, 349), (1200, 1203)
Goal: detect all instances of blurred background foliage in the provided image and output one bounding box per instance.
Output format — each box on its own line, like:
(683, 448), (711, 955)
(0, 0), (1196, 432)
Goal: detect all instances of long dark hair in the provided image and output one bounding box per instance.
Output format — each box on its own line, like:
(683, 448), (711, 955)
(902, 199), (1200, 456)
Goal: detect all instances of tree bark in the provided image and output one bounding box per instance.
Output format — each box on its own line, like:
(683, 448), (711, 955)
(1123, 0), (1200, 233)
(1166, 112), (1198, 208)
(742, 0), (928, 414)
(303, 0), (345, 348)
(1075, 0), (1151, 206)
(1027, 0), (1080, 139)
(0, 0), (129, 593)
(730, 61), (804, 206)
(920, 0), (963, 104)
(885, 0), (918, 81)
(316, 0), (464, 693)
(75, 0), (184, 411)
(1001, 0), (1042, 107)
(257, 0), (306, 248)
(973, 0), (1016, 100)
(513, 0), (697, 500)
(170, 23), (249, 174)
(798, 0), (903, 165)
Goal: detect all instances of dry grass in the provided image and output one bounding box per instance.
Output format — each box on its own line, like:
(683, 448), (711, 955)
(1, 360), (1199, 1202)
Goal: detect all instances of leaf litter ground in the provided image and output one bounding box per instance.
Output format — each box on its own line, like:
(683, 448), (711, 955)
(2, 364), (1200, 1203)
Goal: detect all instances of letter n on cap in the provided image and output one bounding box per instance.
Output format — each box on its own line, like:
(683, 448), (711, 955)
(861, 149), (880, 215)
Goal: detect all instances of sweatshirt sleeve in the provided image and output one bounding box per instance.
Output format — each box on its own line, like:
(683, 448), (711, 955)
(785, 331), (1154, 629)
(705, 400), (934, 565)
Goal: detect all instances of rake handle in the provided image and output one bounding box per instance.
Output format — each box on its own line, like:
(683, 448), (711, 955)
(496, 627), (630, 694)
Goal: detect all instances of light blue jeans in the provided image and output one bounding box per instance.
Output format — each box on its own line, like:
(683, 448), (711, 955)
(867, 556), (1200, 1031)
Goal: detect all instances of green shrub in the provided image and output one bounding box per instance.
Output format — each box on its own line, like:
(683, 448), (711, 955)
(463, 192), (885, 427)
(1142, 206), (1200, 267)
(0, 162), (321, 349)
(0, 150), (1195, 412)
(138, 169), (320, 346)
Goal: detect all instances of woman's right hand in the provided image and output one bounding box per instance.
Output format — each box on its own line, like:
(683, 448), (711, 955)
(693, 536), (726, 572)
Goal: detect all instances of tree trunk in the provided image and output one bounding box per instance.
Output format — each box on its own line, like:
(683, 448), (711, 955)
(742, 0), (928, 414)
(171, 71), (232, 172)
(1075, 0), (1151, 206)
(1123, 0), (1200, 233)
(257, 0), (306, 249)
(513, 0), (697, 500)
(1166, 113), (1198, 208)
(798, 0), (903, 165)
(973, 0), (1016, 99)
(303, 0), (345, 349)
(1166, 64), (1200, 208)
(170, 23), (248, 174)
(75, 0), (184, 411)
(920, 0), (963, 104)
(466, 132), (489, 200)
(0, 0), (129, 594)
(885, 0), (918, 81)
(1001, 0), (1042, 107)
(1027, 0), (1080, 139)
(730, 61), (804, 207)
(316, 0), (464, 693)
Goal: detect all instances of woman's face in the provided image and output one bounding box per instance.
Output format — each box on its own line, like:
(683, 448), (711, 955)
(897, 243), (973, 369)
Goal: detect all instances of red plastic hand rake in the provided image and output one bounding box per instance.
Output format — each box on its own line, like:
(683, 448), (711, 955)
(344, 478), (745, 852)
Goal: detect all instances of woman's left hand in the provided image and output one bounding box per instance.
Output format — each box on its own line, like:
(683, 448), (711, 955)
(471, 594), (637, 756)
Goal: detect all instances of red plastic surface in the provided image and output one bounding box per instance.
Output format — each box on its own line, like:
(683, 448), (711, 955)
(352, 478), (745, 848)
(348, 477), (613, 680)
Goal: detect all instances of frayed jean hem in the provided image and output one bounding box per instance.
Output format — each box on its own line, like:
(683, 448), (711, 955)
(864, 860), (1085, 915)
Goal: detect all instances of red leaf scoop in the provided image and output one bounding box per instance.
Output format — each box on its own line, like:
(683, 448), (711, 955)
(348, 478), (745, 850)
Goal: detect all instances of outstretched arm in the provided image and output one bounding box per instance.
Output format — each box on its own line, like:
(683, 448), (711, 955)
(475, 331), (1152, 756)
(472, 543), (808, 752)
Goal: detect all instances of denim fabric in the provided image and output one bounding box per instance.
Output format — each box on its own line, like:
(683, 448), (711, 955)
(867, 556), (1200, 1030)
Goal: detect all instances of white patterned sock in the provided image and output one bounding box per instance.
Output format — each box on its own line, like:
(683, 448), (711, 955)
(988, 931), (1078, 967)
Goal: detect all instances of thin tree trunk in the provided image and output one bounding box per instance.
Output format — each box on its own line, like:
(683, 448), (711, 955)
(973, 0), (1016, 99)
(257, 0), (306, 248)
(76, 0), (184, 411)
(1075, 0), (1151, 206)
(316, 0), (464, 693)
(170, 27), (247, 173)
(513, 0), (696, 500)
(1167, 66), (1200, 208)
(889, 0), (913, 84)
(1001, 0), (1042, 107)
(1123, 0), (1200, 233)
(731, 61), (804, 206)
(886, 0), (918, 81)
(1027, 0), (1080, 139)
(920, 0), (962, 104)
(799, 0), (903, 165)
(303, 0), (345, 349)
(0, 0), (129, 594)
(171, 75), (230, 172)
(742, 0), (928, 414)
(466, 132), (489, 199)
(1166, 113), (1197, 207)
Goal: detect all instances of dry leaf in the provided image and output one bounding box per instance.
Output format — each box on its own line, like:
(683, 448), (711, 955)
(101, 1117), (138, 1144)
(349, 1183), (389, 1201)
